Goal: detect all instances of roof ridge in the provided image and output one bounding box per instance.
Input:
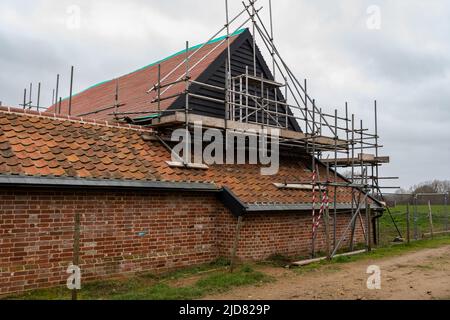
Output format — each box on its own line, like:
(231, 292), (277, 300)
(56, 28), (248, 104)
(0, 106), (153, 133)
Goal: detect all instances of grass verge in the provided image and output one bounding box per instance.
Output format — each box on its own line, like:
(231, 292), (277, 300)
(291, 235), (450, 274)
(379, 205), (449, 245)
(5, 261), (271, 301)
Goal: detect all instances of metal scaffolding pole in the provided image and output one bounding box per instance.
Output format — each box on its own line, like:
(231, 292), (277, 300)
(148, 3), (252, 93)
(157, 64), (161, 121)
(58, 97), (62, 115)
(268, 0), (276, 78)
(311, 99), (317, 258)
(225, 0), (231, 129)
(28, 83), (32, 109)
(55, 74), (60, 113)
(333, 109), (338, 248)
(22, 88), (26, 110)
(130, 1), (395, 258)
(325, 162), (331, 260)
(374, 100), (381, 242)
(37, 82), (41, 111)
(184, 41), (190, 164)
(332, 193), (370, 258)
(251, 1), (257, 76)
(68, 66), (74, 116)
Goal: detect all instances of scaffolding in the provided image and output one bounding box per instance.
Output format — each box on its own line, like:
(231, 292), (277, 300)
(16, 0), (399, 261)
(111, 0), (400, 259)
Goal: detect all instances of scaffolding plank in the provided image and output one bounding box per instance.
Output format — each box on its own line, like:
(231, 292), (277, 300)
(291, 250), (367, 266)
(273, 183), (315, 190)
(232, 74), (285, 88)
(151, 112), (348, 149)
(322, 156), (390, 166)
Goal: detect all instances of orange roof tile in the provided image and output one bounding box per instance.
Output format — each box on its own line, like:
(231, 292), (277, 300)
(46, 30), (245, 120)
(0, 106), (373, 208)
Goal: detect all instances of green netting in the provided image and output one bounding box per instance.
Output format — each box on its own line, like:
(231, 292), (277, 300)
(133, 114), (162, 122)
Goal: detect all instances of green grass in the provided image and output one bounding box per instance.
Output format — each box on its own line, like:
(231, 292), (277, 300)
(5, 262), (271, 301)
(260, 254), (293, 267)
(292, 235), (450, 274)
(379, 205), (450, 245)
(6, 215), (450, 301)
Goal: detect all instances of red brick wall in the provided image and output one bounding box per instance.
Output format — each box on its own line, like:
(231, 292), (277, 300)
(0, 189), (228, 296)
(0, 188), (366, 296)
(217, 212), (366, 261)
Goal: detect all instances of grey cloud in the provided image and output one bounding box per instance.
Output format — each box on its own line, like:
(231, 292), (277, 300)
(339, 32), (450, 83)
(0, 0), (449, 188)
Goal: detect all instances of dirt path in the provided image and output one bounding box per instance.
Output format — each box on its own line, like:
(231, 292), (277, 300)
(204, 246), (450, 300)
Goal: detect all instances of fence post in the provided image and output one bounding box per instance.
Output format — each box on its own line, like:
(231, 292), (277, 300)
(230, 215), (244, 273)
(72, 212), (81, 301)
(413, 195), (418, 240)
(428, 201), (434, 239)
(366, 203), (372, 252)
(406, 204), (411, 244)
(445, 192), (449, 231)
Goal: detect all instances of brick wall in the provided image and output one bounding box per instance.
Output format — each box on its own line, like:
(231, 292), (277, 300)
(0, 188), (366, 296)
(218, 212), (366, 261)
(0, 188), (229, 296)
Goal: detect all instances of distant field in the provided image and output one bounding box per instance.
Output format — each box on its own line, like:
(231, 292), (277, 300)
(379, 205), (450, 245)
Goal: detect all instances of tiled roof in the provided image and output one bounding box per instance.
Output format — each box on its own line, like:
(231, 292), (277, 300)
(46, 30), (245, 120)
(0, 107), (365, 207)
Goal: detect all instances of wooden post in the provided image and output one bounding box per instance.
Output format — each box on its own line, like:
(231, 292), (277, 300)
(428, 201), (434, 239)
(445, 192), (449, 231)
(406, 204), (411, 244)
(366, 203), (372, 252)
(325, 163), (331, 260)
(413, 195), (419, 240)
(72, 213), (81, 301)
(324, 202), (331, 260)
(230, 215), (244, 273)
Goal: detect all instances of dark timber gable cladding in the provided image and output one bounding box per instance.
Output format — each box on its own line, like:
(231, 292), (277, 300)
(169, 29), (301, 132)
(44, 29), (301, 131)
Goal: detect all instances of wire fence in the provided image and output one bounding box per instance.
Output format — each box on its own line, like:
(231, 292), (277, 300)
(378, 193), (450, 246)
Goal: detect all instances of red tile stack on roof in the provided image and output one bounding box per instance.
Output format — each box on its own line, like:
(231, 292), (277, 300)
(1, 28), (378, 210)
(46, 30), (244, 120)
(0, 106), (362, 206)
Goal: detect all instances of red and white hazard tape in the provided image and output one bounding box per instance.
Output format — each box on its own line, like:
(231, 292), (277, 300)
(313, 190), (329, 235)
(312, 167), (329, 237)
(311, 169), (317, 236)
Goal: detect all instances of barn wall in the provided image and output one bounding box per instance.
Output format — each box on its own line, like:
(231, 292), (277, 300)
(0, 188), (366, 296)
(0, 189), (227, 296)
(217, 212), (367, 261)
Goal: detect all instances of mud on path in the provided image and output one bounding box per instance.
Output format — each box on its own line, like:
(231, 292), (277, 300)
(204, 245), (450, 300)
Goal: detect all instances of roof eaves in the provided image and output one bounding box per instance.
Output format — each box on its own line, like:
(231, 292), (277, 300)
(246, 202), (382, 212)
(218, 186), (248, 217)
(0, 175), (219, 192)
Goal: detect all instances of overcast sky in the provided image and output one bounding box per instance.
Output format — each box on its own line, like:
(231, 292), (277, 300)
(0, 0), (449, 189)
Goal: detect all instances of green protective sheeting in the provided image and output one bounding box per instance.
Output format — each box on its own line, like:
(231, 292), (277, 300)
(133, 114), (162, 122)
(59, 28), (247, 104)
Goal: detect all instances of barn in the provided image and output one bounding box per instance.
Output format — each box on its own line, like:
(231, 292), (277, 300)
(0, 28), (383, 296)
